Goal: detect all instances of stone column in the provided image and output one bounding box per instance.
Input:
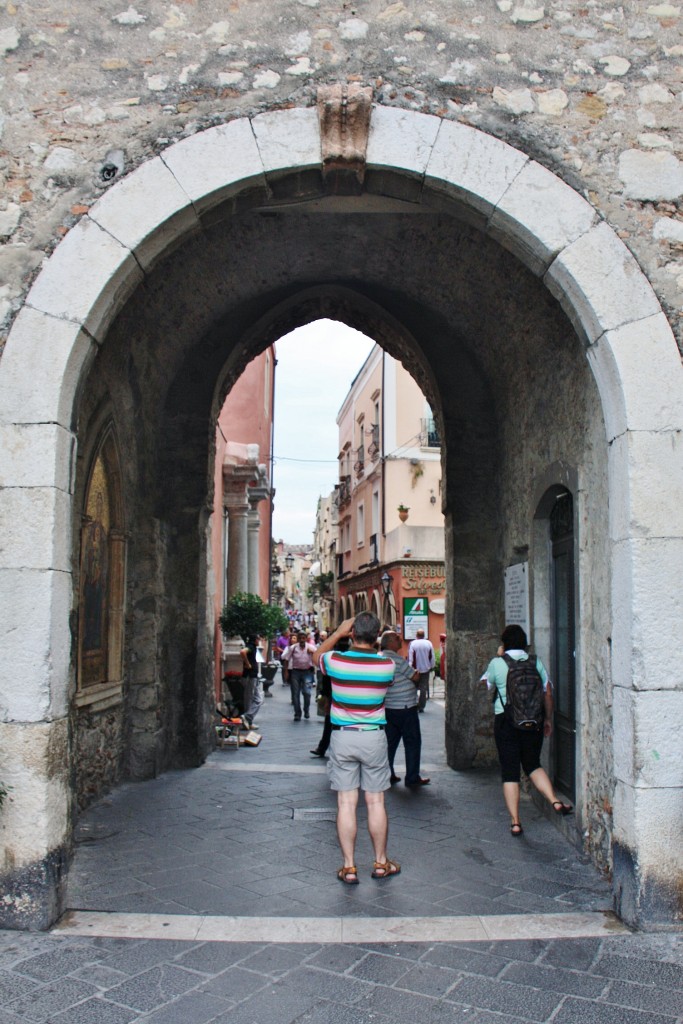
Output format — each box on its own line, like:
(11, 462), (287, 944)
(247, 509), (260, 595)
(224, 491), (250, 598)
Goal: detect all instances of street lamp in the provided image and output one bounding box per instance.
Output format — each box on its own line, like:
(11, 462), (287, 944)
(380, 572), (393, 598)
(285, 553), (294, 570)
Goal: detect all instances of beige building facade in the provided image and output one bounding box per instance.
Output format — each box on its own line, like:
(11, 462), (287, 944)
(334, 346), (446, 643)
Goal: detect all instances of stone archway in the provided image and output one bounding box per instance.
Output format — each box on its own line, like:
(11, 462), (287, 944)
(0, 103), (681, 930)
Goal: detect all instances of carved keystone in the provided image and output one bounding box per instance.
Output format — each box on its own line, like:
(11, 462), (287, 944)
(317, 83), (373, 193)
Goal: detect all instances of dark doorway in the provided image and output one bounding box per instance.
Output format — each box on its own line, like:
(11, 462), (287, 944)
(550, 490), (576, 802)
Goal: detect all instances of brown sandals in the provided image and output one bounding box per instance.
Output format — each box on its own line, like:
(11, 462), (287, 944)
(371, 857), (401, 879)
(337, 865), (359, 885)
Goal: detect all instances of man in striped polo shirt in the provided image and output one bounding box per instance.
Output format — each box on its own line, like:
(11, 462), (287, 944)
(314, 612), (400, 884)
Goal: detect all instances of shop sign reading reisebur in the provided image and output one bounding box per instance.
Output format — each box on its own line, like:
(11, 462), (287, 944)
(403, 597), (429, 640)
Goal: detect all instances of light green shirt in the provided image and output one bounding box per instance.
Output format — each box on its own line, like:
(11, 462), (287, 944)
(482, 649), (550, 716)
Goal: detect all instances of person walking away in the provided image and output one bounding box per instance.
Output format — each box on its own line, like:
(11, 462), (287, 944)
(314, 613), (399, 884)
(240, 635), (263, 730)
(481, 624), (573, 836)
(380, 631), (430, 787)
(408, 628), (434, 711)
(284, 630), (316, 721)
(311, 632), (334, 758)
(275, 629), (291, 686)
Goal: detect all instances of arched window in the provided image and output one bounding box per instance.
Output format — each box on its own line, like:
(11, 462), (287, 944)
(77, 426), (126, 703)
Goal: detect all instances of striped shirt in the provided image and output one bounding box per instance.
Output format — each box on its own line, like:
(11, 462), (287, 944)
(320, 649), (395, 728)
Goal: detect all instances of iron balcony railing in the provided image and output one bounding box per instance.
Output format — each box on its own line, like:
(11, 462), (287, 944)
(421, 417), (441, 448)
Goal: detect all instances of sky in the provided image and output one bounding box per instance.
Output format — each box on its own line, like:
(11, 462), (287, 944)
(271, 320), (375, 545)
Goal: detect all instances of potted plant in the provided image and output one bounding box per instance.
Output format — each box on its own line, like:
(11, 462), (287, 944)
(397, 504), (410, 523)
(220, 591), (289, 681)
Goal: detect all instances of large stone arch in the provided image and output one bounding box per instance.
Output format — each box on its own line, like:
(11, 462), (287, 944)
(0, 105), (681, 930)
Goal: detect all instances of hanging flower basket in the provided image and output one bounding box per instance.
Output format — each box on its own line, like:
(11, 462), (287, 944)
(397, 505), (410, 523)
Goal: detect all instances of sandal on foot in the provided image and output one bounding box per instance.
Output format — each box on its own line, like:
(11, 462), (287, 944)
(510, 822), (523, 836)
(552, 801), (573, 816)
(337, 865), (359, 885)
(371, 857), (401, 879)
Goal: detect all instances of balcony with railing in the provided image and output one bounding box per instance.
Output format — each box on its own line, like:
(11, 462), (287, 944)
(367, 423), (380, 461)
(420, 417), (441, 448)
(336, 475), (351, 508)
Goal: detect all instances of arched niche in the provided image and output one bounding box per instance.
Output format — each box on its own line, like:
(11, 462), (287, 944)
(73, 421), (126, 809)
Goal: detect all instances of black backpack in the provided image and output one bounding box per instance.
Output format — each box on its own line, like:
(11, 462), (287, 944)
(500, 654), (545, 731)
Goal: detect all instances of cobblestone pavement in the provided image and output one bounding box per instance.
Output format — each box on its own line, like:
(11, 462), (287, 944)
(1, 675), (681, 1023)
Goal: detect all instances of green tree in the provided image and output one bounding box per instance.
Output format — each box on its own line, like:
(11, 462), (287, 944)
(219, 591), (288, 641)
(308, 571), (334, 599)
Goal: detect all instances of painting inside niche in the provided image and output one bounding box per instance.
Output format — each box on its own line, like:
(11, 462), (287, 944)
(79, 452), (111, 687)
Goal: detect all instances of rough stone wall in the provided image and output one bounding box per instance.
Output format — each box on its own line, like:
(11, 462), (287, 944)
(0, 1), (682, 351)
(496, 299), (613, 870)
(73, 705), (124, 810)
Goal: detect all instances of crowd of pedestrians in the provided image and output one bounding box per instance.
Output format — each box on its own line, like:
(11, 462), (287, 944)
(231, 612), (572, 886)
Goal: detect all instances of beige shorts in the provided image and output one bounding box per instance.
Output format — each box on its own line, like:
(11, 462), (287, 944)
(326, 729), (391, 792)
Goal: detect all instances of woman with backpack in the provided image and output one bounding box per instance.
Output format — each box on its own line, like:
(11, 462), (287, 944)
(481, 624), (573, 836)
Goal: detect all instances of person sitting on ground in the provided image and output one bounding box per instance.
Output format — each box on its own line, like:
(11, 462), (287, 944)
(481, 624), (572, 836)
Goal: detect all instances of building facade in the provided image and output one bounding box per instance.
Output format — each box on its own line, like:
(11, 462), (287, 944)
(333, 346), (446, 644)
(212, 348), (275, 695)
(0, 4), (681, 931)
(310, 494), (338, 631)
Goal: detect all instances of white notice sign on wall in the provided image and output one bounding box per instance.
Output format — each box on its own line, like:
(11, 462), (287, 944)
(504, 562), (529, 636)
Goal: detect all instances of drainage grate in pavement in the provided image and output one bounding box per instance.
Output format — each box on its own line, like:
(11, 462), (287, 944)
(291, 807), (337, 821)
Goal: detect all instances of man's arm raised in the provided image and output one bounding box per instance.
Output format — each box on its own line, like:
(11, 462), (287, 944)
(312, 617), (355, 667)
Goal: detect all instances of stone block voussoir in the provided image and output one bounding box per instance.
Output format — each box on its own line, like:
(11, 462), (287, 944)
(587, 313), (683, 442)
(251, 107), (321, 178)
(0, 307), (97, 430)
(366, 105), (441, 180)
(25, 216), (144, 342)
(424, 121), (528, 226)
(161, 119), (266, 216)
(88, 156), (200, 273)
(0, 423), (74, 491)
(545, 221), (662, 347)
(488, 159), (597, 276)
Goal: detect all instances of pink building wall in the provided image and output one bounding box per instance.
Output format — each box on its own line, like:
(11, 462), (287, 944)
(212, 348), (275, 695)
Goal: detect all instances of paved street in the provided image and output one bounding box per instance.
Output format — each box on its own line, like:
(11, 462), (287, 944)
(1, 676), (681, 1023)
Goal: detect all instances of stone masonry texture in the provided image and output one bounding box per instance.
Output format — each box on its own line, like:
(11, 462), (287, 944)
(0, 0), (681, 350)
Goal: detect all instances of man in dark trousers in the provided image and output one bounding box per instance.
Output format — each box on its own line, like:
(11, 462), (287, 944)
(381, 630), (430, 787)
